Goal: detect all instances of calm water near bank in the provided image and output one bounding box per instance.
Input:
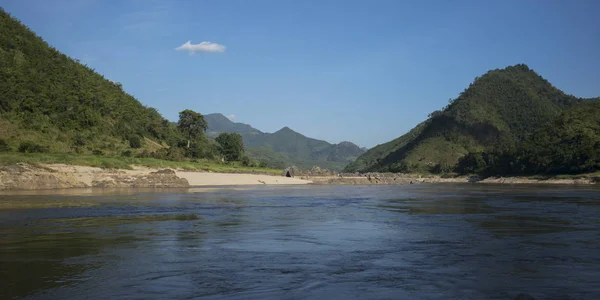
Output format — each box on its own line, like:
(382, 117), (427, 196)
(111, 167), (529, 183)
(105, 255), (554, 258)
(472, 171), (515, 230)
(1, 184), (599, 299)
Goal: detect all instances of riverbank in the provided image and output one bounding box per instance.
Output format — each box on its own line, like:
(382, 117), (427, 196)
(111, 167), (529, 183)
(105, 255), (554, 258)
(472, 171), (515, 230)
(1, 163), (598, 191)
(305, 174), (599, 185)
(0, 163), (311, 191)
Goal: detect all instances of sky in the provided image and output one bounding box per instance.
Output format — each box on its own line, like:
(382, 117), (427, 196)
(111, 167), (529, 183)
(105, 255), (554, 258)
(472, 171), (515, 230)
(2, 0), (600, 148)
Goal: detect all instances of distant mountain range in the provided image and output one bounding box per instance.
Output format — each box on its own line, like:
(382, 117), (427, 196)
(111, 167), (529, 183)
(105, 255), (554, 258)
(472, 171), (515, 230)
(204, 113), (365, 170)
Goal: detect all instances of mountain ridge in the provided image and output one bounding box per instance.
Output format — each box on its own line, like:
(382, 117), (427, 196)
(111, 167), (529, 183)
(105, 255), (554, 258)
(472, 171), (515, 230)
(204, 113), (365, 170)
(345, 64), (594, 173)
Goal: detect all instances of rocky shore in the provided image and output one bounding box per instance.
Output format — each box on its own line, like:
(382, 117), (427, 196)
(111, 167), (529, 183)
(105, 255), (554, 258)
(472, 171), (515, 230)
(1, 164), (597, 191)
(305, 173), (599, 185)
(0, 163), (190, 190)
(0, 163), (311, 191)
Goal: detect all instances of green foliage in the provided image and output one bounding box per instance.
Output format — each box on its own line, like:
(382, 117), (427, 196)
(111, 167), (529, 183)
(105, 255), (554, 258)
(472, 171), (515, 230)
(121, 150), (133, 157)
(0, 9), (177, 154)
(456, 101), (600, 176)
(205, 114), (366, 170)
(0, 11), (280, 173)
(128, 135), (142, 149)
(347, 64), (594, 174)
(18, 141), (49, 153)
(204, 113), (262, 137)
(185, 140), (219, 159)
(73, 133), (86, 146)
(241, 156), (251, 167)
(216, 133), (244, 161)
(0, 139), (10, 152)
(0, 152), (282, 174)
(177, 109), (207, 148)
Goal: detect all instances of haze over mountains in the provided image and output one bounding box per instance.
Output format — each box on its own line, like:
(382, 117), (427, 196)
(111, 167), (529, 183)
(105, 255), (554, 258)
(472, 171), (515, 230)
(205, 113), (365, 170)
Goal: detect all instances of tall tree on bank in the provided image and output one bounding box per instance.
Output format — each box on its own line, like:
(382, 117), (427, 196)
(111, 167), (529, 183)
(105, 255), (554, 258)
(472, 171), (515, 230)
(177, 110), (208, 148)
(216, 133), (244, 161)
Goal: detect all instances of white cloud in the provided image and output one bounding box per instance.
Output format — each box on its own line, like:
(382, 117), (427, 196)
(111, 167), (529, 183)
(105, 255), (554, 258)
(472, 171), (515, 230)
(175, 41), (226, 54)
(227, 114), (236, 120)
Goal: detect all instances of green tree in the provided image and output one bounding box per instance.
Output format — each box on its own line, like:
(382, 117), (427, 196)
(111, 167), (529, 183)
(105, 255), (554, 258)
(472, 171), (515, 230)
(216, 133), (244, 161)
(128, 135), (142, 148)
(177, 109), (207, 148)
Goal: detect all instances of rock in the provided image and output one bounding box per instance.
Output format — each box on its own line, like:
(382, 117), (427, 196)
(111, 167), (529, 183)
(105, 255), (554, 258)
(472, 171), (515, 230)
(151, 169), (176, 175)
(0, 164), (88, 190)
(91, 168), (189, 188)
(0, 164), (189, 190)
(283, 165), (300, 177)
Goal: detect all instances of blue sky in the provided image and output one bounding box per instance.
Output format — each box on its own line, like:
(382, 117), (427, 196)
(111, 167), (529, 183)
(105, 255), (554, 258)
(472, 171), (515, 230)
(3, 0), (600, 148)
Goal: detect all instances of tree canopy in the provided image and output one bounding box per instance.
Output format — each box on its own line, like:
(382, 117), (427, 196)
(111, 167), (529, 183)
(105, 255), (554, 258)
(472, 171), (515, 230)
(346, 64), (598, 175)
(216, 133), (244, 161)
(177, 110), (208, 148)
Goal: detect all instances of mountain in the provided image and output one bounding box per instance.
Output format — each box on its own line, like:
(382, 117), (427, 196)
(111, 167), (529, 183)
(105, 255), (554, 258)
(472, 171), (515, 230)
(205, 114), (365, 170)
(0, 9), (177, 154)
(204, 113), (262, 137)
(456, 99), (600, 176)
(346, 64), (596, 173)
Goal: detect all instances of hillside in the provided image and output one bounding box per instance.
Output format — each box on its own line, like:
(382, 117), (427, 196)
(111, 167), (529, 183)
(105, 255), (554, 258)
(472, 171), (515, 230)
(204, 113), (262, 137)
(0, 9), (273, 171)
(0, 9), (177, 154)
(346, 64), (595, 173)
(456, 99), (600, 176)
(205, 114), (365, 170)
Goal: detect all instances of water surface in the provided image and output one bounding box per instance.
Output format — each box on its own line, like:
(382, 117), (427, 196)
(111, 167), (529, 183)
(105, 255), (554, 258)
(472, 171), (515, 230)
(1, 185), (599, 299)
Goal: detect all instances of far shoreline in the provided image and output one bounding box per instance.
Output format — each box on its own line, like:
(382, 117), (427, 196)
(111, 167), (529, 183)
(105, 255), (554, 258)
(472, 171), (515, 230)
(1, 163), (598, 192)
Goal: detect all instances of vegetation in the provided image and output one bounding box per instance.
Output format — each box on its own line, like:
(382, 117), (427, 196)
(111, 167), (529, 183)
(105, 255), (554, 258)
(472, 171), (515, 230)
(205, 114), (365, 170)
(0, 152), (281, 175)
(0, 10), (272, 172)
(456, 100), (600, 176)
(177, 110), (208, 148)
(346, 64), (599, 176)
(215, 133), (244, 161)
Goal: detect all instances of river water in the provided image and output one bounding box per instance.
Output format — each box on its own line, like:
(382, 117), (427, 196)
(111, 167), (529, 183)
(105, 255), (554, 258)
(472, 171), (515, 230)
(1, 184), (599, 299)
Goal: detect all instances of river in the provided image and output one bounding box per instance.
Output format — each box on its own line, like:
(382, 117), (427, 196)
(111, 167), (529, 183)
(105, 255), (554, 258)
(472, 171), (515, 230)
(1, 184), (599, 299)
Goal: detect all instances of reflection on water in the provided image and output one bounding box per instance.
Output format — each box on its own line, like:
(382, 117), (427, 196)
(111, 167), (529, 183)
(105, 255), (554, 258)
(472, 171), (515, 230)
(1, 184), (600, 299)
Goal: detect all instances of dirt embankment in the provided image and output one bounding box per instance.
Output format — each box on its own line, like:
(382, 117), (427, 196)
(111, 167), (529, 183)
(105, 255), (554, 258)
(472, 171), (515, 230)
(0, 163), (189, 191)
(0, 163), (312, 191)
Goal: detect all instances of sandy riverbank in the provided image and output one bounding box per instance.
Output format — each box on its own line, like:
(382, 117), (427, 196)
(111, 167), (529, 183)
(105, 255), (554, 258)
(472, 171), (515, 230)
(0, 163), (311, 191)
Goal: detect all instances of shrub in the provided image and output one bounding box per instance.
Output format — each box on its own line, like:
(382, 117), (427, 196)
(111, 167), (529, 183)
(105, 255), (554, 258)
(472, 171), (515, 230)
(128, 135), (142, 149)
(121, 150), (133, 157)
(136, 150), (151, 158)
(0, 139), (10, 152)
(74, 133), (86, 146)
(18, 141), (49, 153)
(258, 162), (268, 168)
(241, 156), (251, 167)
(166, 147), (186, 161)
(92, 149), (104, 156)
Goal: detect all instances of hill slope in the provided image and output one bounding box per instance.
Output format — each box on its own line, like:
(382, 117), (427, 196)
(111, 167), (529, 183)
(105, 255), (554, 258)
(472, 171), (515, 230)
(346, 64), (594, 173)
(204, 113), (262, 137)
(0, 9), (177, 154)
(205, 114), (365, 170)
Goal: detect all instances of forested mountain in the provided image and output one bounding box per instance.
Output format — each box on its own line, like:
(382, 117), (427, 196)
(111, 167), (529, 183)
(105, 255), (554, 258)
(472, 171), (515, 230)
(204, 113), (262, 137)
(456, 100), (600, 176)
(0, 9), (255, 166)
(346, 64), (599, 175)
(0, 9), (177, 154)
(205, 114), (365, 170)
